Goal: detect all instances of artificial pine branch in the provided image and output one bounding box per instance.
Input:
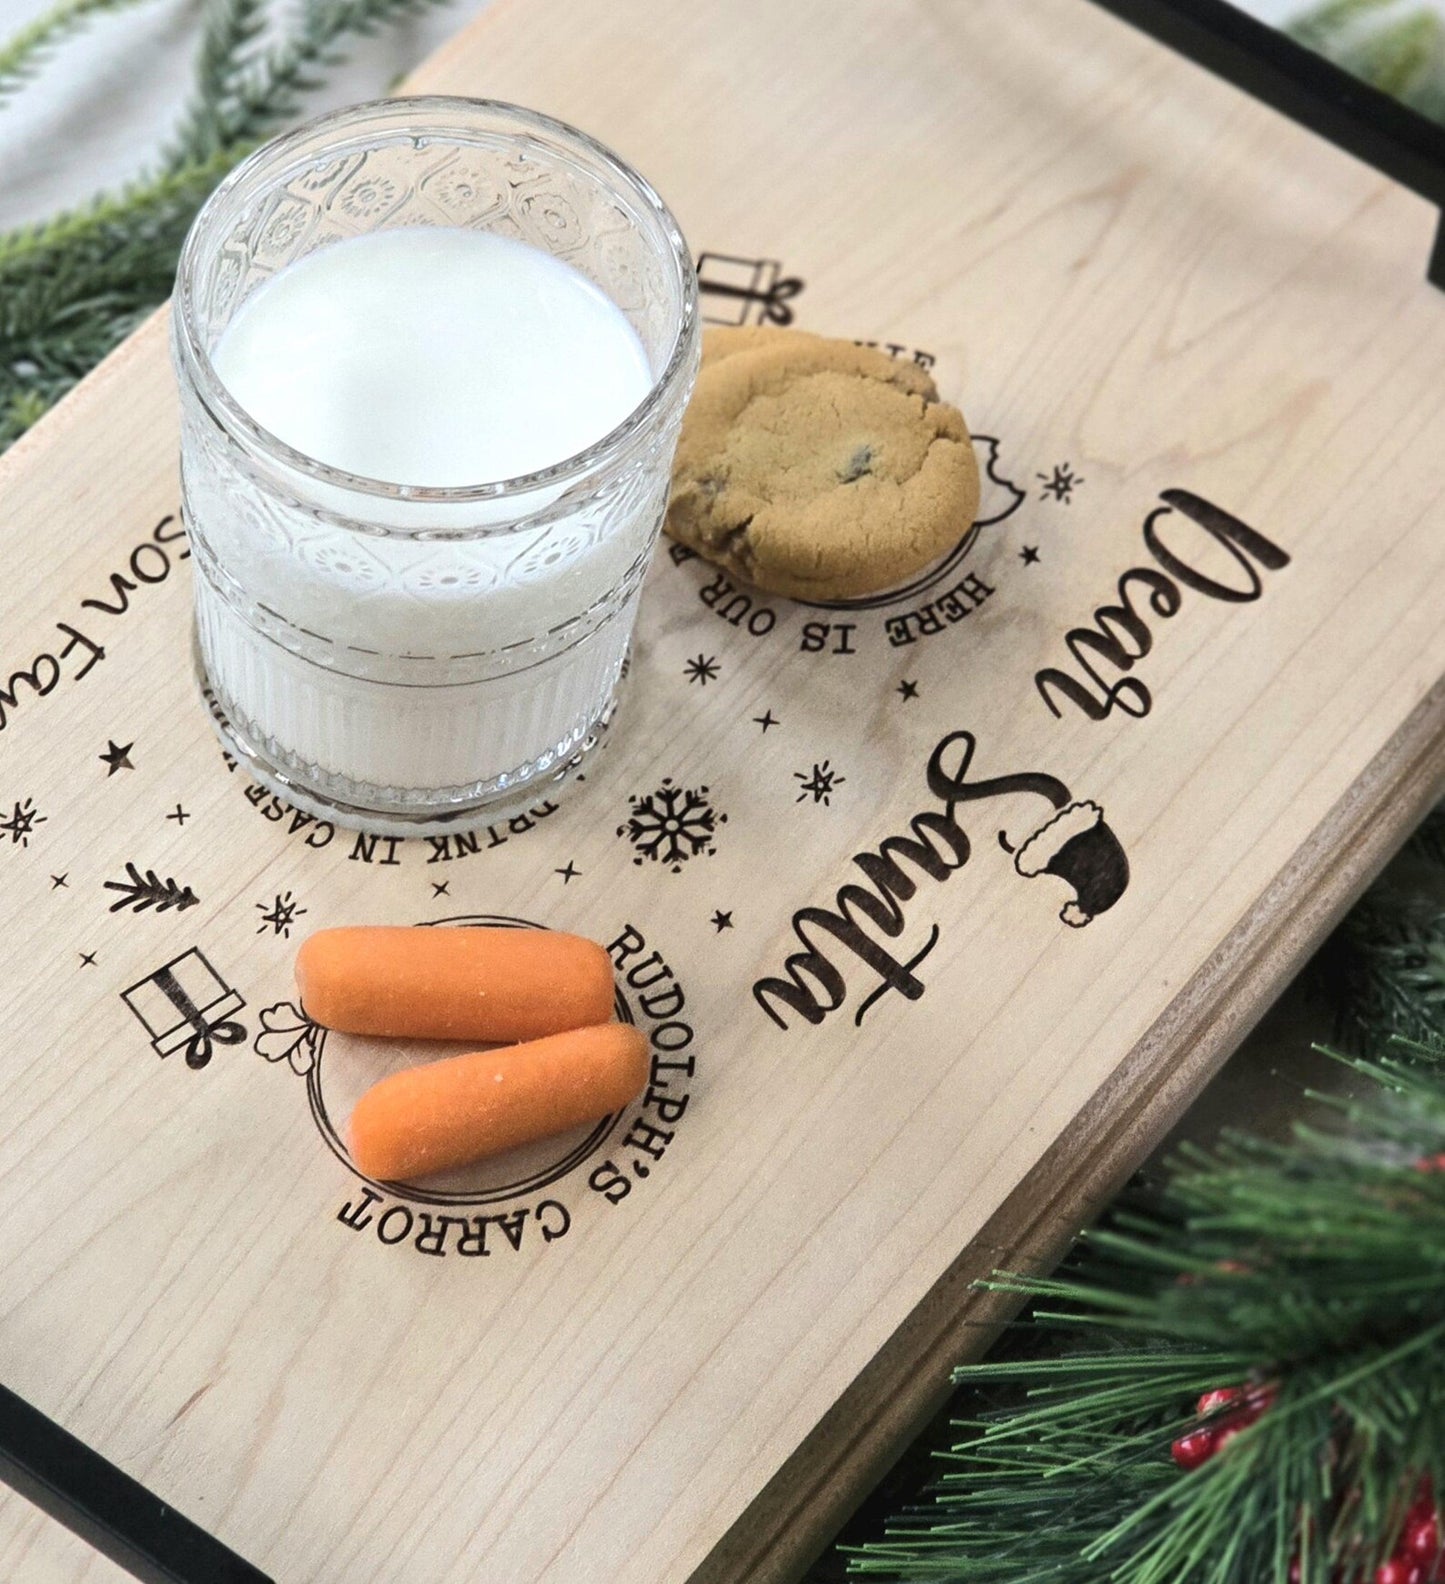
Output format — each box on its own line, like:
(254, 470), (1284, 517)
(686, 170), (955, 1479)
(166, 0), (440, 167)
(1313, 811), (1445, 1053)
(844, 809), (1445, 1584)
(849, 1055), (1445, 1583)
(1332, 899), (1445, 1053)
(164, 0), (271, 167)
(0, 150), (244, 441)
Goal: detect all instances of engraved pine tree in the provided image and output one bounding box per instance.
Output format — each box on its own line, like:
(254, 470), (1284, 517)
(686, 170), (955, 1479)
(617, 780), (726, 873)
(103, 862), (199, 914)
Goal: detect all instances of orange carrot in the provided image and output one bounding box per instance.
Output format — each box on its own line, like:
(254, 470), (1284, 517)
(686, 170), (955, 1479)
(295, 925), (614, 1043)
(349, 1023), (648, 1180)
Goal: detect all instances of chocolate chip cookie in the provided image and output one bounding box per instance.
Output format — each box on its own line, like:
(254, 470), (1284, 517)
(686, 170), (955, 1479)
(666, 327), (980, 600)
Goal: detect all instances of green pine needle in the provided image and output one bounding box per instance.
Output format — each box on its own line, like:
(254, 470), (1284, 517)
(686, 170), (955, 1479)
(0, 149), (248, 442)
(164, 0), (271, 167)
(848, 1056), (1445, 1582)
(839, 531), (1444, 1584)
(845, 812), (1445, 1584)
(1315, 889), (1445, 1053)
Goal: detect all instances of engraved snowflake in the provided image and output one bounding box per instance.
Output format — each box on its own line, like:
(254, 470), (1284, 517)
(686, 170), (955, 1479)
(617, 780), (726, 873)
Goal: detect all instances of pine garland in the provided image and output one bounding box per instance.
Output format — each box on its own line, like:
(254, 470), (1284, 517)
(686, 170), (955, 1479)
(0, 0), (452, 448)
(849, 1047), (1445, 1582)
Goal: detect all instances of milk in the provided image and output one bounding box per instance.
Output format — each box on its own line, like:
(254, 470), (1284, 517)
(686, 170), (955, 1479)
(185, 227), (665, 824)
(213, 229), (652, 487)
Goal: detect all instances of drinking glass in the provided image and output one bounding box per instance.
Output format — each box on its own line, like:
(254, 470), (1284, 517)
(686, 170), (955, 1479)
(171, 97), (699, 834)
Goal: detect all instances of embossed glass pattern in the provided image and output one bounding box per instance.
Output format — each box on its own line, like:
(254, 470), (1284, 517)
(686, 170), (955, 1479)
(172, 98), (699, 833)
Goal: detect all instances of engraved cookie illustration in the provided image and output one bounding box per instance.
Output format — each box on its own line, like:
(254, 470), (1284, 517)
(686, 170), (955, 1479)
(666, 328), (981, 601)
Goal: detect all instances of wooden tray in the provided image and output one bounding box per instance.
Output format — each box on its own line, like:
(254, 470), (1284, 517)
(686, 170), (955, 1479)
(2, 0), (1444, 1578)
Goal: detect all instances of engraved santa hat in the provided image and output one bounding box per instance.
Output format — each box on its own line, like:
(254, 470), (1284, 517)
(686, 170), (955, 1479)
(1010, 798), (1129, 929)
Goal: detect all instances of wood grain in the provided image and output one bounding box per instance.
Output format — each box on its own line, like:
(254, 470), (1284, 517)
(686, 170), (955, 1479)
(0, 1), (1443, 1581)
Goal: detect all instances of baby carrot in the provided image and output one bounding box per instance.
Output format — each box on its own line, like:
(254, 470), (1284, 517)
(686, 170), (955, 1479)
(295, 925), (614, 1043)
(348, 1022), (649, 1181)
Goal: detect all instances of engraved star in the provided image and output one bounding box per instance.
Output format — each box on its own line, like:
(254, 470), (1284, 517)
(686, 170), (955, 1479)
(555, 861), (581, 883)
(78, 951), (97, 968)
(710, 909), (734, 932)
(99, 740), (134, 775)
(431, 880), (450, 897)
(896, 679), (920, 702)
(167, 803), (190, 824)
(684, 654), (720, 686)
(50, 873), (68, 889)
(1019, 544), (1041, 565)
(753, 709), (779, 732)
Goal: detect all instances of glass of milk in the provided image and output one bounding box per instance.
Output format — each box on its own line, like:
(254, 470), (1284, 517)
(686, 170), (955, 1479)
(171, 98), (699, 834)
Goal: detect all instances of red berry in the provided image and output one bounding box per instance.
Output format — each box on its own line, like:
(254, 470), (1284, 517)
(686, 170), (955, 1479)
(1213, 1426), (1241, 1456)
(1408, 1518), (1441, 1562)
(1413, 1153), (1445, 1173)
(1198, 1387), (1242, 1416)
(1374, 1560), (1420, 1584)
(1171, 1429), (1215, 1470)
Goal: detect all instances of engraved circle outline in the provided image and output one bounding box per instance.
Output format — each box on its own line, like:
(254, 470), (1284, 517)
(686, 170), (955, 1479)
(793, 523), (982, 612)
(306, 912), (631, 1206)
